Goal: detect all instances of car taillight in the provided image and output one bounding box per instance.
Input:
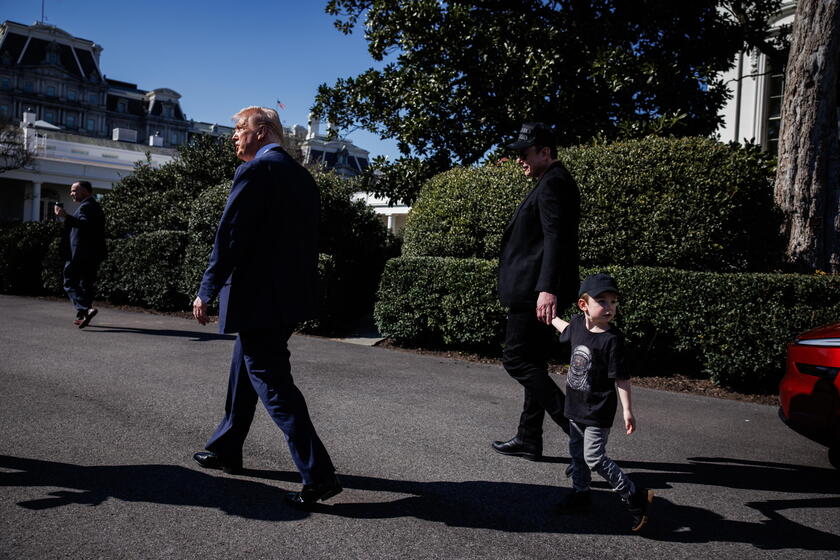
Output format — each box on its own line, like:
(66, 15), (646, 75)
(795, 363), (840, 379)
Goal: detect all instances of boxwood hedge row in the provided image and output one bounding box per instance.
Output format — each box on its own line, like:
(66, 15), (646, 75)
(403, 137), (783, 272)
(374, 257), (840, 391)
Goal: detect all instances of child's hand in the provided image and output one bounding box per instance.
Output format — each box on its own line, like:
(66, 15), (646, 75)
(624, 410), (636, 435)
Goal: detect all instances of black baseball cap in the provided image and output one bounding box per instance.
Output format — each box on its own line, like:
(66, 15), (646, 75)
(579, 273), (620, 298)
(506, 122), (555, 150)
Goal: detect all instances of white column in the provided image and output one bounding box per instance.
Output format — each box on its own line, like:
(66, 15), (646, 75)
(387, 214), (395, 233)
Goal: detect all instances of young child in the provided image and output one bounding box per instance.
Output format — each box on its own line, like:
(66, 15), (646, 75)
(551, 273), (653, 531)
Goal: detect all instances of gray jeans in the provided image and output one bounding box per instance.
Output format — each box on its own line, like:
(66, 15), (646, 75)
(568, 419), (634, 496)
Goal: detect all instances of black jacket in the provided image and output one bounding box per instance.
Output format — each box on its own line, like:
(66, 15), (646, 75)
(497, 161), (580, 308)
(60, 196), (106, 263)
(198, 146), (320, 333)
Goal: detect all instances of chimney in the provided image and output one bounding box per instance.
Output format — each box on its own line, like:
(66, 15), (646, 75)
(307, 112), (320, 140)
(22, 108), (36, 127)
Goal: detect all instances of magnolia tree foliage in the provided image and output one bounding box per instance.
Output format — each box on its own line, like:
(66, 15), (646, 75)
(315, 0), (788, 204)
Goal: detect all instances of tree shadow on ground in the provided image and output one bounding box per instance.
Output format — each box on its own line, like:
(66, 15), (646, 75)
(2, 454), (838, 550)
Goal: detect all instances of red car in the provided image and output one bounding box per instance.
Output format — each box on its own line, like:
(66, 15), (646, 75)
(779, 322), (840, 469)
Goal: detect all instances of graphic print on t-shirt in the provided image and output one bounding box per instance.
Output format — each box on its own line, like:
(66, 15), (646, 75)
(568, 344), (592, 392)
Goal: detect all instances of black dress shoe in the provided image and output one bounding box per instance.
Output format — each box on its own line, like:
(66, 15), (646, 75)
(491, 437), (542, 461)
(285, 474), (342, 507)
(77, 307), (98, 329)
(192, 451), (242, 474)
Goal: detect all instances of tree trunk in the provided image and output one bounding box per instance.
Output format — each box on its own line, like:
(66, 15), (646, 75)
(774, 0), (840, 272)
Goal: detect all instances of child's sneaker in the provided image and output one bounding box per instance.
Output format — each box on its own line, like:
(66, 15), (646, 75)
(624, 487), (654, 531)
(556, 490), (591, 514)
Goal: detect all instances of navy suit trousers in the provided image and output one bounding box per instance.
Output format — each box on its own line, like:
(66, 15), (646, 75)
(502, 308), (568, 444)
(205, 327), (335, 484)
(63, 259), (98, 312)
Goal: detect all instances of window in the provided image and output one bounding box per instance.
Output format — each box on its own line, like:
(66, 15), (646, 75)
(67, 90), (77, 101)
(46, 86), (56, 97)
(46, 52), (59, 65)
(87, 118), (95, 131)
(45, 111), (55, 123)
(0, 105), (8, 118)
(170, 131), (180, 145)
(0, 78), (9, 90)
(765, 50), (788, 156)
(165, 106), (173, 118)
(24, 81), (34, 92)
(66, 114), (76, 128)
(88, 93), (98, 105)
(117, 101), (127, 113)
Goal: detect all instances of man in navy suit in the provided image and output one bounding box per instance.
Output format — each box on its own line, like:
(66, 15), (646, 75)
(54, 180), (106, 328)
(191, 106), (340, 506)
(492, 123), (580, 462)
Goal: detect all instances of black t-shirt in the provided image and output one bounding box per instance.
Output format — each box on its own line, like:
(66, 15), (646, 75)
(558, 314), (629, 428)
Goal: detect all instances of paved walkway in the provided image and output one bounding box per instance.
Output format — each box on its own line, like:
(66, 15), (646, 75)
(1, 295), (838, 559)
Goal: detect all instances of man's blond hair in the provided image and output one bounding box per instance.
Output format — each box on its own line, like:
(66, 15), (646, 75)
(233, 106), (285, 146)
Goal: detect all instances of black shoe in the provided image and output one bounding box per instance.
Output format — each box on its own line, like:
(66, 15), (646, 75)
(625, 487), (654, 531)
(77, 307), (98, 329)
(286, 474), (343, 507)
(491, 437), (542, 461)
(192, 451), (242, 474)
(556, 489), (591, 514)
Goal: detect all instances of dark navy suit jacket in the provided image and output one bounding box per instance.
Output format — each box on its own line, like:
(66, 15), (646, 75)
(497, 161), (580, 308)
(198, 146), (319, 334)
(60, 197), (106, 263)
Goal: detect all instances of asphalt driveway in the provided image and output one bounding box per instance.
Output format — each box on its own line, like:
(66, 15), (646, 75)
(1, 295), (837, 559)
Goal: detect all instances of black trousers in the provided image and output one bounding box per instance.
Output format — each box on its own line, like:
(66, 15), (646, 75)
(502, 307), (568, 444)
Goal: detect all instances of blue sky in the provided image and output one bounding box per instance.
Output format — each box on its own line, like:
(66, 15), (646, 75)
(4, 0), (399, 158)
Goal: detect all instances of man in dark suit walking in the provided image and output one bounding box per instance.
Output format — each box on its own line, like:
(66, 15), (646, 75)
(191, 106), (341, 506)
(54, 180), (106, 328)
(493, 122), (580, 461)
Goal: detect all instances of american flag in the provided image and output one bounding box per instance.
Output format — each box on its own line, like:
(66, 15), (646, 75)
(276, 100), (286, 110)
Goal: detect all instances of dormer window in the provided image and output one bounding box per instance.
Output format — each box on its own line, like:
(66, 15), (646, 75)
(165, 106), (173, 118)
(46, 52), (59, 65)
(117, 100), (127, 113)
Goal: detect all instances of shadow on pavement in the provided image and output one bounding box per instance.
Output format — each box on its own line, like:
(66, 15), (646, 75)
(0, 455), (305, 521)
(84, 325), (235, 342)
(244, 455), (840, 549)
(2, 454), (838, 550)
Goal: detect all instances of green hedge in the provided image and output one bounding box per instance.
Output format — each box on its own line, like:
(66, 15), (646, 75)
(374, 257), (506, 348)
(402, 164), (530, 259)
(97, 231), (190, 311)
(403, 137), (782, 272)
(375, 257), (840, 391)
(0, 221), (60, 294)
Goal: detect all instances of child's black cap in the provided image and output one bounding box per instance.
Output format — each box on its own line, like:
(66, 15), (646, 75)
(579, 273), (620, 298)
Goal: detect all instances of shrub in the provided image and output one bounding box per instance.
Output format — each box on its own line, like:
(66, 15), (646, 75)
(374, 257), (505, 350)
(98, 230), (190, 311)
(402, 163), (530, 259)
(402, 137), (782, 272)
(102, 135), (238, 238)
(375, 257), (840, 391)
(0, 221), (60, 295)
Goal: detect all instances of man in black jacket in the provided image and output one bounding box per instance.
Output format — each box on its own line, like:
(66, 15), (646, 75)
(54, 180), (106, 328)
(493, 123), (580, 461)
